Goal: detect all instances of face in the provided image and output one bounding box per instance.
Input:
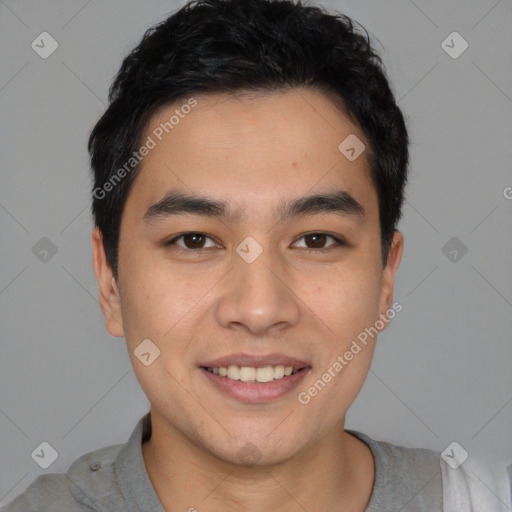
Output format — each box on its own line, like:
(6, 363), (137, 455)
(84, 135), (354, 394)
(92, 87), (403, 465)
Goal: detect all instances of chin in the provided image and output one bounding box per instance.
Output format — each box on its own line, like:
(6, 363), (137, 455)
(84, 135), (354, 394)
(206, 425), (306, 466)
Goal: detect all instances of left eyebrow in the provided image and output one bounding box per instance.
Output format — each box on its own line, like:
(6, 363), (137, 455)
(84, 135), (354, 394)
(143, 189), (365, 224)
(276, 189), (365, 222)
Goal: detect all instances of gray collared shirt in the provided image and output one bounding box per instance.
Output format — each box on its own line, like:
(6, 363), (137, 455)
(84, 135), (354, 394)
(2, 413), (444, 511)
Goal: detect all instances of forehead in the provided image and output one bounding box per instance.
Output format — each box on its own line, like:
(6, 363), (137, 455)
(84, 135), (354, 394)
(124, 87), (377, 222)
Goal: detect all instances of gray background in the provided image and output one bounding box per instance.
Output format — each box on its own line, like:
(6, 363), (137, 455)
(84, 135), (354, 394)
(1, 0), (511, 506)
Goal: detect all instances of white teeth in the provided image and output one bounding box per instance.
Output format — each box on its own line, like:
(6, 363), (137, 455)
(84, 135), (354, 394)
(227, 365), (240, 380)
(240, 367), (256, 382)
(273, 365), (285, 379)
(206, 364), (301, 382)
(256, 366), (274, 382)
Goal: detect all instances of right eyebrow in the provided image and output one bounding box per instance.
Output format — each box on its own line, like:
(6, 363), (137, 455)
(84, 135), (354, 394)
(143, 191), (239, 223)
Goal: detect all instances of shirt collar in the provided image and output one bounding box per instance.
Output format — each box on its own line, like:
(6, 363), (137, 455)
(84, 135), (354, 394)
(114, 415), (382, 512)
(115, 412), (166, 512)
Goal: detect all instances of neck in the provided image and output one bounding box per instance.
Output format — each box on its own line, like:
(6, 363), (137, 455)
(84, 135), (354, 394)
(141, 410), (375, 512)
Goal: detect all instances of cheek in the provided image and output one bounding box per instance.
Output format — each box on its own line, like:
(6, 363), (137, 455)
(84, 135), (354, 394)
(296, 261), (382, 342)
(294, 267), (381, 422)
(118, 246), (202, 339)
(118, 260), (199, 402)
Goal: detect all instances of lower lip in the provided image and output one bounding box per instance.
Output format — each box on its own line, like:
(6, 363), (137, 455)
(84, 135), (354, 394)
(200, 367), (310, 403)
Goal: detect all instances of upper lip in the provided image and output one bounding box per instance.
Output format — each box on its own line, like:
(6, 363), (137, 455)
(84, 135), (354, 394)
(200, 352), (310, 369)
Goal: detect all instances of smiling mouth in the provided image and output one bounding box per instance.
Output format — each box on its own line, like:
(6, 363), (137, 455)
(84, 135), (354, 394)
(202, 364), (303, 383)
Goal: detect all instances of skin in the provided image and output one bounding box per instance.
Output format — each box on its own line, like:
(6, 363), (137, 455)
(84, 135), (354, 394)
(92, 87), (403, 512)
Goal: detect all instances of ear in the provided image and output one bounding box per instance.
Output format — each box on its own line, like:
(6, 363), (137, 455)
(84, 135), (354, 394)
(377, 230), (404, 325)
(91, 227), (125, 337)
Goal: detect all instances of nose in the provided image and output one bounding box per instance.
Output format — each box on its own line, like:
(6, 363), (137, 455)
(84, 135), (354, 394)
(214, 244), (301, 336)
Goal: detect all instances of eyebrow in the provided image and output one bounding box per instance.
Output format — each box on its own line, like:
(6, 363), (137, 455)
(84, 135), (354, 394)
(143, 189), (365, 224)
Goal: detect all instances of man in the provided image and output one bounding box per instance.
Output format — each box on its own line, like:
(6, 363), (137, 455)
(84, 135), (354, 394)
(2, 0), (504, 510)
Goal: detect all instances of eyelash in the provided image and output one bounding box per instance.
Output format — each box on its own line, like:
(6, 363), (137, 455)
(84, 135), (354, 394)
(164, 232), (346, 254)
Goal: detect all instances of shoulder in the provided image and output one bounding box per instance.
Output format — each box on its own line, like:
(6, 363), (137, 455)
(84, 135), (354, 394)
(1, 442), (125, 512)
(349, 429), (443, 478)
(349, 430), (509, 512)
(347, 429), (443, 511)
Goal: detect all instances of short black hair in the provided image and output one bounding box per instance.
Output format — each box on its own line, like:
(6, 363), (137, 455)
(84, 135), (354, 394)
(88, 0), (409, 279)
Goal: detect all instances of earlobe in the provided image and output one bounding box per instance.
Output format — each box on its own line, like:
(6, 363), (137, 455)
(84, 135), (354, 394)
(91, 227), (125, 337)
(378, 230), (404, 324)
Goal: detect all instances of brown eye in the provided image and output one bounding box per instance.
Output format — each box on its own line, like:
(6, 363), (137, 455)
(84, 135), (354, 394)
(166, 232), (218, 251)
(293, 233), (345, 251)
(181, 233), (207, 249)
(305, 233), (327, 248)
